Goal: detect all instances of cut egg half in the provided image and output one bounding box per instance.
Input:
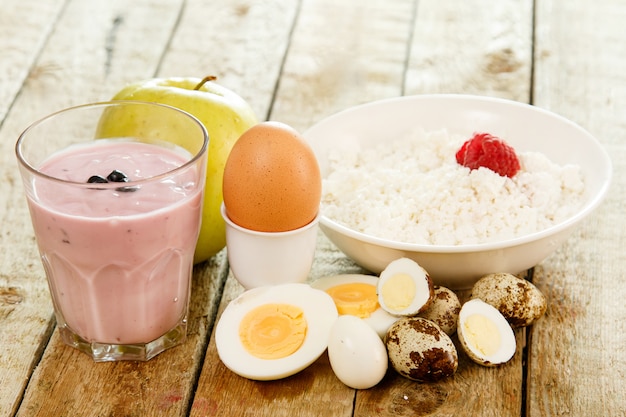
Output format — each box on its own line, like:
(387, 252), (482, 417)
(215, 283), (338, 380)
(377, 258), (434, 316)
(457, 298), (516, 366)
(311, 274), (400, 338)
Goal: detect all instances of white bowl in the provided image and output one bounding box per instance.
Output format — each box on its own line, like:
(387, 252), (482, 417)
(303, 95), (612, 289)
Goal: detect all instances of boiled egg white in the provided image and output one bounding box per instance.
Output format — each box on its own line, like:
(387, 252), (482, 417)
(327, 315), (388, 389)
(457, 298), (516, 366)
(310, 274), (400, 338)
(215, 283), (338, 380)
(377, 258), (434, 316)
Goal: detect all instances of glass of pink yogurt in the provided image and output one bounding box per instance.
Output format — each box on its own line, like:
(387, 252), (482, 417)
(15, 101), (208, 361)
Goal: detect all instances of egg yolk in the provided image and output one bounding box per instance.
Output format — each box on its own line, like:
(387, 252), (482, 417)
(380, 273), (416, 311)
(239, 303), (307, 360)
(325, 283), (379, 318)
(463, 314), (501, 356)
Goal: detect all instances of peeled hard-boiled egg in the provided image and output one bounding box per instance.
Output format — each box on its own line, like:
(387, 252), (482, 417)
(311, 274), (400, 338)
(222, 121), (322, 232)
(377, 258), (434, 316)
(215, 283), (338, 380)
(457, 298), (516, 367)
(327, 315), (388, 390)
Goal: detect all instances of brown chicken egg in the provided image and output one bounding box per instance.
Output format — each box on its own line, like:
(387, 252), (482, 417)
(222, 121), (322, 232)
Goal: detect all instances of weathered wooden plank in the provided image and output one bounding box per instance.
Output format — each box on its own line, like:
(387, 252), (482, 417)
(157, 0), (299, 122)
(0, 1), (71, 414)
(2, 0), (622, 416)
(190, 0), (415, 415)
(6, 0), (300, 415)
(190, 233), (363, 417)
(272, 0), (414, 132)
(347, 1), (533, 415)
(16, 254), (227, 417)
(529, 0), (626, 415)
(1, 0), (215, 416)
(0, 0), (65, 124)
(354, 280), (528, 417)
(404, 0), (533, 102)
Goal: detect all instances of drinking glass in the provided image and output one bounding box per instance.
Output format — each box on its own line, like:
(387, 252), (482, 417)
(15, 101), (208, 361)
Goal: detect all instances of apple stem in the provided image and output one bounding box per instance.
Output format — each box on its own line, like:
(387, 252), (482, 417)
(194, 76), (217, 90)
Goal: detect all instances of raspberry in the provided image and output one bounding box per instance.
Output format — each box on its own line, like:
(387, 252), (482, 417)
(455, 133), (520, 177)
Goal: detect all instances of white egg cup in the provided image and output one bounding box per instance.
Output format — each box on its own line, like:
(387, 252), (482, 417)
(221, 203), (319, 289)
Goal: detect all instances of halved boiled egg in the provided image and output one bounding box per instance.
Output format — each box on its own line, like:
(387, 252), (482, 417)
(457, 298), (516, 366)
(215, 283), (338, 380)
(311, 274), (400, 338)
(377, 258), (434, 316)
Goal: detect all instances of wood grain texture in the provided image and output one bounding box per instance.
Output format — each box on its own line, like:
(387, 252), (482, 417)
(0, 0), (65, 123)
(191, 1), (415, 413)
(0, 1), (71, 414)
(1, 1), (197, 415)
(404, 0), (533, 101)
(158, 0), (300, 121)
(17, 254), (227, 417)
(190, 232), (363, 416)
(529, 0), (626, 415)
(271, 0), (415, 131)
(355, 2), (533, 415)
(1, 0), (625, 415)
(193, 1), (530, 416)
(350, 288), (526, 417)
(191, 272), (355, 417)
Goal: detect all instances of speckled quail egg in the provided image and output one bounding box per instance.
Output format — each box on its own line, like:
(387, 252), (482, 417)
(377, 258), (434, 317)
(327, 315), (388, 390)
(457, 298), (516, 367)
(385, 317), (458, 382)
(470, 273), (547, 328)
(417, 286), (461, 336)
(311, 274), (400, 338)
(215, 283), (338, 380)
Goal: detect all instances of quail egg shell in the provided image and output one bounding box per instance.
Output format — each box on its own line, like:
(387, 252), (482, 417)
(377, 258), (434, 316)
(215, 283), (338, 380)
(457, 298), (516, 366)
(470, 273), (547, 328)
(311, 274), (400, 338)
(385, 317), (458, 382)
(327, 315), (388, 390)
(418, 286), (461, 336)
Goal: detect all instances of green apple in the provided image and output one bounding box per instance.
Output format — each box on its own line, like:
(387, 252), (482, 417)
(99, 76), (258, 263)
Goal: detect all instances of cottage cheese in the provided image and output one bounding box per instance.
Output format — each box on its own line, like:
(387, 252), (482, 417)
(321, 128), (585, 245)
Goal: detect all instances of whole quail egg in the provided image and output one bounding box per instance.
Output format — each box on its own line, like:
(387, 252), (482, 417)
(470, 273), (547, 328)
(417, 286), (461, 336)
(385, 317), (458, 382)
(457, 298), (516, 367)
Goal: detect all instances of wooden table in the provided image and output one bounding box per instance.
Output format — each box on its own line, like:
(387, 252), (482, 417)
(1, 0), (624, 415)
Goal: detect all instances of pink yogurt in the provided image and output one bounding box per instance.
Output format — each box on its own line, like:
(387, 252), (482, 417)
(27, 140), (203, 344)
